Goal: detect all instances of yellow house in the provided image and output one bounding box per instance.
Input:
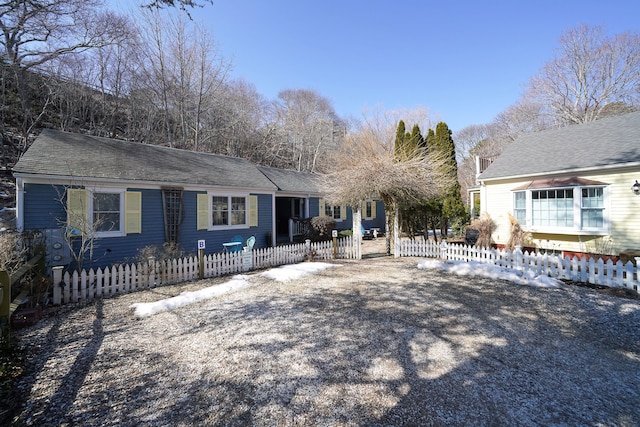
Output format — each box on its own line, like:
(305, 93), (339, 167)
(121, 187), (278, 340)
(475, 111), (640, 258)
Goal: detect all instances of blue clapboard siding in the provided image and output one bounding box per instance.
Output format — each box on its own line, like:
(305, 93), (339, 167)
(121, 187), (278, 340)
(23, 183), (65, 229)
(306, 197), (386, 233)
(335, 202), (387, 233)
(178, 192), (272, 256)
(23, 184), (274, 269)
(364, 201), (386, 232)
(309, 197), (320, 217)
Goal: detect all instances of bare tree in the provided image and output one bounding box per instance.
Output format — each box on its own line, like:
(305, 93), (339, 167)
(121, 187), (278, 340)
(527, 24), (640, 125)
(455, 100), (552, 203)
(205, 79), (270, 159)
(136, 9), (228, 149)
(142, 0), (213, 11)
(0, 0), (125, 147)
(271, 89), (345, 173)
(321, 108), (452, 255)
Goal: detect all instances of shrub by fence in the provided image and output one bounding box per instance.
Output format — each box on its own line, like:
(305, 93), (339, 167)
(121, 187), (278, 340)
(397, 238), (639, 294)
(52, 237), (356, 306)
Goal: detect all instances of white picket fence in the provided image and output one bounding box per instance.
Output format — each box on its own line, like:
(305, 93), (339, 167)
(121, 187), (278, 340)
(51, 237), (356, 305)
(397, 238), (640, 294)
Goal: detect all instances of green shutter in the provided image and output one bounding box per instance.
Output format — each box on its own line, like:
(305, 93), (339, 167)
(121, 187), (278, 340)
(371, 201), (376, 219)
(248, 195), (258, 227)
(125, 191), (142, 234)
(341, 205), (347, 220)
(67, 188), (88, 235)
(318, 198), (325, 217)
(197, 194), (209, 230)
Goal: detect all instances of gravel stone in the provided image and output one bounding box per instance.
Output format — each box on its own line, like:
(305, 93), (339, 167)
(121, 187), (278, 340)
(9, 245), (640, 426)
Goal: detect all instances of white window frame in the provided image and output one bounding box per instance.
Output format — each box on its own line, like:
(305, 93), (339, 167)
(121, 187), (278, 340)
(511, 185), (609, 235)
(364, 200), (374, 220)
(209, 192), (249, 230)
(513, 191), (526, 225)
(88, 187), (126, 238)
(325, 204), (343, 222)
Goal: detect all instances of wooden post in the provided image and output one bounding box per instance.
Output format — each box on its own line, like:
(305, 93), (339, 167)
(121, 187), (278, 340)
(198, 248), (204, 279)
(332, 230), (338, 259)
(0, 270), (9, 318)
(52, 266), (64, 305)
(352, 205), (362, 260)
(393, 200), (400, 258)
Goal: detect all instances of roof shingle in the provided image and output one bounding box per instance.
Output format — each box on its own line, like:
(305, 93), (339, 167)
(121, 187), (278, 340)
(14, 129), (278, 190)
(479, 111), (640, 180)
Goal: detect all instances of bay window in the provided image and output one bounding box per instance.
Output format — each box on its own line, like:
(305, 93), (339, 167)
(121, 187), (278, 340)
(512, 183), (607, 233)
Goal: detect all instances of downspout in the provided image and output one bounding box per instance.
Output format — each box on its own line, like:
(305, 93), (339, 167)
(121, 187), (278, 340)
(16, 177), (24, 232)
(271, 192), (276, 247)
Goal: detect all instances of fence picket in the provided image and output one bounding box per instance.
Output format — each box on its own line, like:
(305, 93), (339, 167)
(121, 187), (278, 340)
(394, 238), (639, 295)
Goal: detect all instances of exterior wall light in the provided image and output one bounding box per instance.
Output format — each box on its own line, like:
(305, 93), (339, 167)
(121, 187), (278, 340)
(633, 180), (640, 195)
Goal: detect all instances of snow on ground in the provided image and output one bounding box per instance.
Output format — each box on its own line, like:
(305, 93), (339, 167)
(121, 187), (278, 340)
(418, 259), (562, 288)
(131, 259), (560, 319)
(260, 262), (340, 282)
(131, 262), (340, 318)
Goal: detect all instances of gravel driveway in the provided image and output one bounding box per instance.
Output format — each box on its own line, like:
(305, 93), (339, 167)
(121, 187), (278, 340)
(10, 252), (640, 426)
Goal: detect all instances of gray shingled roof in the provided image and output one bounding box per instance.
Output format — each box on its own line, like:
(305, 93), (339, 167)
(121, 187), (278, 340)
(257, 166), (321, 194)
(13, 129), (278, 190)
(479, 111), (640, 180)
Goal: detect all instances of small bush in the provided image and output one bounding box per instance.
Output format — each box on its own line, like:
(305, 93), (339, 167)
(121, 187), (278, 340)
(468, 213), (496, 249)
(135, 242), (186, 264)
(0, 232), (28, 275)
(309, 216), (336, 241)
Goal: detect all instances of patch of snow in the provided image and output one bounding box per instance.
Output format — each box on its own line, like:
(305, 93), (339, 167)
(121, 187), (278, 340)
(260, 262), (340, 282)
(131, 262), (340, 318)
(417, 259), (562, 288)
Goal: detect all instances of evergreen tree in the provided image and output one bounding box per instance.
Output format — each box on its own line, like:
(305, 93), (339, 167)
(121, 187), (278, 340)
(432, 122), (465, 235)
(409, 124), (424, 150)
(394, 120), (407, 161)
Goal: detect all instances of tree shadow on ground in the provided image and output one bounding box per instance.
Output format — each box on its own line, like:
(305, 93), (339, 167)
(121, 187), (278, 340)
(11, 258), (640, 425)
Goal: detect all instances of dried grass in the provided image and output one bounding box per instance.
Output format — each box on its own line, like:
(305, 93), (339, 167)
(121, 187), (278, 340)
(505, 213), (532, 250)
(469, 213), (496, 248)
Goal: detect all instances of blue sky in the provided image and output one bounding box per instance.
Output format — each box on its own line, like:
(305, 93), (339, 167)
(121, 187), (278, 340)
(112, 0), (640, 132)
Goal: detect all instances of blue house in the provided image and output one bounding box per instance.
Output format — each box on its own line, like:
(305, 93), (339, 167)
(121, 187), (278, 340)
(13, 129), (386, 269)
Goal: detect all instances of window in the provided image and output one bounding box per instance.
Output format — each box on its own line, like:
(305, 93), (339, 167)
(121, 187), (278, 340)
(325, 204), (342, 220)
(197, 193), (254, 230)
(93, 192), (122, 233)
(66, 188), (140, 238)
(212, 196), (229, 226)
(513, 191), (526, 224)
(212, 195), (246, 227)
(581, 187), (604, 228)
(532, 189), (574, 228)
(231, 197), (246, 225)
(511, 185), (607, 233)
(364, 201), (373, 219)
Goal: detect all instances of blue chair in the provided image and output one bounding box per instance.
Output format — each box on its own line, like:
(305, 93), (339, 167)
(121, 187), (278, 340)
(223, 235), (244, 252)
(246, 235), (256, 250)
(361, 225), (373, 240)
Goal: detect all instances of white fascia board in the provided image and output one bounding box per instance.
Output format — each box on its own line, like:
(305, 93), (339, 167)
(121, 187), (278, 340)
(275, 191), (320, 198)
(14, 173), (276, 193)
(480, 162), (640, 184)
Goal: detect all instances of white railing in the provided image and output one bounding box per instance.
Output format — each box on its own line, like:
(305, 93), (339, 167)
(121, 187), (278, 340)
(288, 218), (307, 242)
(397, 238), (640, 294)
(51, 237), (356, 306)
